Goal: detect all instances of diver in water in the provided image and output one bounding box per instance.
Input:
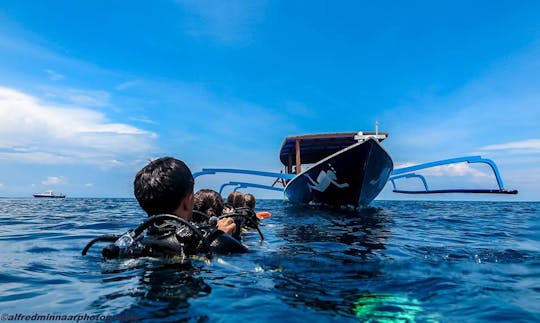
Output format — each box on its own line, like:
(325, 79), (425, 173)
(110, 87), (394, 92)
(243, 193), (256, 210)
(221, 191), (246, 240)
(223, 191), (244, 214)
(243, 193), (269, 221)
(193, 189), (265, 242)
(191, 188), (254, 252)
(82, 157), (246, 260)
(192, 189), (224, 223)
(239, 193), (261, 230)
(217, 191), (267, 241)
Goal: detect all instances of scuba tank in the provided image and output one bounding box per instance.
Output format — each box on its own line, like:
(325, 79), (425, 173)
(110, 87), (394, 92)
(82, 214), (247, 260)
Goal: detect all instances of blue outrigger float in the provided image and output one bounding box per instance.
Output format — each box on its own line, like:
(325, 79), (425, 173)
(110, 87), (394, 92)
(194, 129), (517, 207)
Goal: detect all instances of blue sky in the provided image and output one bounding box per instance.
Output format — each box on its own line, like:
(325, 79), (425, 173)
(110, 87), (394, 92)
(0, 1), (539, 201)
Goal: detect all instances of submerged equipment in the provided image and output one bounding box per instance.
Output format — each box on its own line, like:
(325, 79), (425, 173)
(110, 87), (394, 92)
(218, 206), (264, 241)
(82, 214), (247, 259)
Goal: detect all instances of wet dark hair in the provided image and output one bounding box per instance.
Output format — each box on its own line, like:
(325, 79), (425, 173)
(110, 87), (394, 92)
(134, 157), (194, 216)
(227, 191), (245, 208)
(193, 189), (224, 217)
(243, 193), (256, 209)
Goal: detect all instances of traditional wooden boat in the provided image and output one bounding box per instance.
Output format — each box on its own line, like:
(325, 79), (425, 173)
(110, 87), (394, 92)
(278, 132), (392, 207)
(194, 128), (517, 208)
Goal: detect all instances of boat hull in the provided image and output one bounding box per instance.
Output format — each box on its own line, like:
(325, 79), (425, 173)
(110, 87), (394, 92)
(33, 194), (65, 198)
(284, 138), (393, 207)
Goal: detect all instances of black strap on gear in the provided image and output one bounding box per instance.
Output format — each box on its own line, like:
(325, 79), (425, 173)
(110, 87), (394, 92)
(219, 207), (264, 241)
(192, 209), (211, 223)
(82, 214), (212, 258)
(81, 235), (119, 255)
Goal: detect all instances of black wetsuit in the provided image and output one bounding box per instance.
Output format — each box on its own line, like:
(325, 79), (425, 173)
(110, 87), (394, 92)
(84, 214), (247, 260)
(139, 219), (206, 258)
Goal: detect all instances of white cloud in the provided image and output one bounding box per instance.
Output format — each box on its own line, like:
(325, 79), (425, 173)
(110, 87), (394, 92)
(0, 87), (157, 166)
(422, 163), (489, 178)
(394, 161), (489, 178)
(393, 162), (417, 169)
(0, 151), (73, 164)
(41, 176), (65, 185)
(42, 87), (111, 107)
(84, 183), (93, 187)
(129, 116), (158, 125)
(481, 139), (540, 153)
(45, 69), (65, 81)
(116, 80), (141, 91)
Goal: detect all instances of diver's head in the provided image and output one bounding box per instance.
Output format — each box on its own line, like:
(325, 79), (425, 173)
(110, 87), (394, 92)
(227, 191), (245, 208)
(134, 157), (194, 220)
(243, 193), (256, 209)
(193, 189), (224, 217)
(327, 170), (337, 180)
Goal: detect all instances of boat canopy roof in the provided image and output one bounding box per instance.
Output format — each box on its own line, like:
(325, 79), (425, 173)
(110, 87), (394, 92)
(279, 131), (387, 166)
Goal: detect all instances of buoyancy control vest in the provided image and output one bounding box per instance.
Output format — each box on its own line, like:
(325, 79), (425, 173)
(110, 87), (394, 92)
(82, 214), (247, 260)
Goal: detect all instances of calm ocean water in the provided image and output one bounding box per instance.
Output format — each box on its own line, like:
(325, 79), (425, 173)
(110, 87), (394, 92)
(0, 198), (539, 322)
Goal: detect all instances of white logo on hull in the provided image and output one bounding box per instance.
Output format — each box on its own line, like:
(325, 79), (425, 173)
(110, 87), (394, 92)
(304, 164), (349, 192)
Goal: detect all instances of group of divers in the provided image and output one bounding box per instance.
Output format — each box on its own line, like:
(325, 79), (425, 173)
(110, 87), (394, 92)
(82, 157), (272, 260)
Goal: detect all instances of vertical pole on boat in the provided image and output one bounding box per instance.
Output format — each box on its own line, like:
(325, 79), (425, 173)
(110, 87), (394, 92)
(295, 139), (302, 174)
(288, 154), (293, 174)
(375, 120), (379, 135)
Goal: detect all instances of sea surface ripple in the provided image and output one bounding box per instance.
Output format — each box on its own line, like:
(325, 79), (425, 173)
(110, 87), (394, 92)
(0, 198), (539, 322)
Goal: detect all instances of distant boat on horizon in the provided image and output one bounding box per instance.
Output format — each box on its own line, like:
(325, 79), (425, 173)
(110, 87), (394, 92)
(33, 190), (66, 198)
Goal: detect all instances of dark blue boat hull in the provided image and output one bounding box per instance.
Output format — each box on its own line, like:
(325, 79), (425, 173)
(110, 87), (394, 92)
(33, 195), (65, 198)
(284, 138), (393, 207)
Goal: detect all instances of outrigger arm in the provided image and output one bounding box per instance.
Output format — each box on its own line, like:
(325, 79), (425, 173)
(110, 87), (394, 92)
(389, 156), (518, 194)
(219, 181), (285, 195)
(194, 156), (517, 197)
(194, 168), (294, 195)
(194, 168), (296, 180)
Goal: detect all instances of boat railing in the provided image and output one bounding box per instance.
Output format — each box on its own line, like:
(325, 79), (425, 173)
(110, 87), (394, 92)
(389, 155), (518, 194)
